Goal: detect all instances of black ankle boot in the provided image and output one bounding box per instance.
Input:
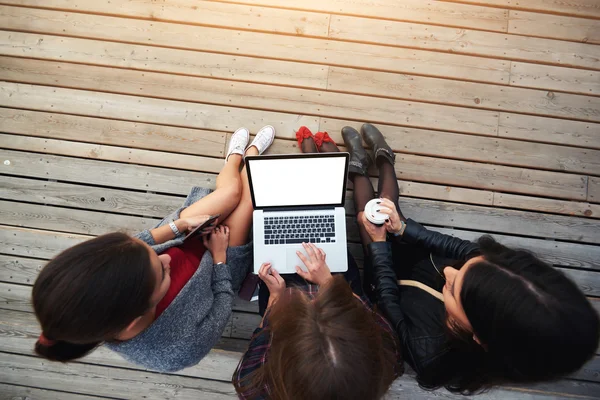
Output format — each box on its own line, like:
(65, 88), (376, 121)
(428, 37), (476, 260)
(361, 123), (395, 165)
(342, 126), (370, 176)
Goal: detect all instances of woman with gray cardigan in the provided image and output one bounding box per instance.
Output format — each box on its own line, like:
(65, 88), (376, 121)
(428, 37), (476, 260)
(31, 126), (275, 372)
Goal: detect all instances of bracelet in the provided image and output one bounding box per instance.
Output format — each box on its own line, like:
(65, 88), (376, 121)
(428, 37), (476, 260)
(215, 262), (225, 266)
(393, 220), (407, 237)
(168, 220), (181, 236)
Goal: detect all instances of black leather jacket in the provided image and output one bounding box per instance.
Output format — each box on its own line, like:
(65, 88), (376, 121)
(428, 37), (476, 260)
(369, 219), (480, 377)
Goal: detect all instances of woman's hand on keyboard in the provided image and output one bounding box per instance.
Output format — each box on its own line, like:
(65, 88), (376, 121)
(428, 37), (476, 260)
(295, 243), (333, 286)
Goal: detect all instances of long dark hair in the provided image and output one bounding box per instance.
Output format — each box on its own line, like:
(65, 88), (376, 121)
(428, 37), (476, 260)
(233, 276), (400, 400)
(420, 236), (600, 394)
(32, 232), (155, 362)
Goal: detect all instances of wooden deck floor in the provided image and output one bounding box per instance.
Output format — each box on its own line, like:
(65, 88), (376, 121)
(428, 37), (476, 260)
(0, 0), (599, 398)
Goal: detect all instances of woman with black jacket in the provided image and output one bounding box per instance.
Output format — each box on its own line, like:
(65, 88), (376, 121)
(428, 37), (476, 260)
(342, 123), (600, 394)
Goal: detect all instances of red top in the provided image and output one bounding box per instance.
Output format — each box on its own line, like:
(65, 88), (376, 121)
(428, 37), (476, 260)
(154, 239), (206, 319)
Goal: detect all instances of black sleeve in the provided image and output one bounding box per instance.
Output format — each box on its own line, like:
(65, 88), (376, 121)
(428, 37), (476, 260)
(399, 219), (480, 260)
(369, 242), (411, 347)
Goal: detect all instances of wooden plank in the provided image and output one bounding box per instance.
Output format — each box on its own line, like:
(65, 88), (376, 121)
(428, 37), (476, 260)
(395, 153), (587, 201)
(498, 114), (600, 149)
(328, 15), (600, 70)
(494, 193), (600, 219)
(0, 200), (157, 236)
(431, 227), (600, 270)
(0, 85), (319, 140)
(0, 58), (500, 136)
(510, 62), (600, 96)
(0, 384), (105, 400)
(0, 282), (31, 313)
(320, 118), (600, 175)
(590, 178), (600, 203)
(0, 309), (245, 383)
(0, 149), (217, 196)
(327, 66), (600, 122)
(231, 312), (262, 340)
(0, 0), (331, 36)
(400, 197), (600, 244)
(0, 5), (511, 83)
(1, 133), (224, 175)
(560, 268), (600, 299)
(0, 225), (89, 260)
(0, 31), (329, 89)
(0, 175), (181, 219)
(201, 0), (509, 32)
(508, 10), (600, 44)
(0, 352), (238, 399)
(441, 0), (600, 18)
(0, 108), (227, 158)
(0, 254), (42, 285)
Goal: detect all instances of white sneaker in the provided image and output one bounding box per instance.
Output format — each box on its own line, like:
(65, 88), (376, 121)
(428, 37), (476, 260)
(226, 127), (250, 162)
(247, 125), (275, 155)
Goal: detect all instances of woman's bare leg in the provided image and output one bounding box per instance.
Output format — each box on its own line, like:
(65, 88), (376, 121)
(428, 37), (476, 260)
(180, 154), (243, 221)
(221, 148), (259, 246)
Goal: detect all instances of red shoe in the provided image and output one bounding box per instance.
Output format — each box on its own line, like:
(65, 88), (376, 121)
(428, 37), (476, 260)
(314, 131), (335, 150)
(296, 126), (314, 147)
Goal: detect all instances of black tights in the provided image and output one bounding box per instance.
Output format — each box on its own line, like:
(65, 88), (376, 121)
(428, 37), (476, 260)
(351, 158), (404, 248)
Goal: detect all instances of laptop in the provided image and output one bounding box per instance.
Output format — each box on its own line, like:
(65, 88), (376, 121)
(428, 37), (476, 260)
(246, 153), (350, 274)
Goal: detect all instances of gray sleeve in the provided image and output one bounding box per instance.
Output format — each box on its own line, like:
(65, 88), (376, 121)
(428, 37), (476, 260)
(155, 264), (234, 372)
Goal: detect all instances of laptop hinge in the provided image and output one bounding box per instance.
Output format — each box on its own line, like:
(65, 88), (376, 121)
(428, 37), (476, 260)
(261, 205), (336, 213)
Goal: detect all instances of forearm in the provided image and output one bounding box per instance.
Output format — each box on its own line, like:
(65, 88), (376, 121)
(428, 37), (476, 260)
(150, 219), (188, 244)
(396, 219), (479, 260)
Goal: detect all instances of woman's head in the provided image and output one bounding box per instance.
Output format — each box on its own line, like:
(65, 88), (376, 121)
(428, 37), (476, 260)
(33, 232), (172, 361)
(440, 236), (599, 391)
(235, 276), (399, 400)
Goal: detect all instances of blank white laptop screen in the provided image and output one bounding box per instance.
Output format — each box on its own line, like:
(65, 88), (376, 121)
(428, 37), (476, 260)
(250, 156), (346, 208)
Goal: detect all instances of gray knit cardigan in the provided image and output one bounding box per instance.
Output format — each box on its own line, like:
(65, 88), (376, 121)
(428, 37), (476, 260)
(105, 187), (253, 372)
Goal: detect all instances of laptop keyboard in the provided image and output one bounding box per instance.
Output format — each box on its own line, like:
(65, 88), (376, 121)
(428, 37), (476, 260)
(264, 214), (336, 245)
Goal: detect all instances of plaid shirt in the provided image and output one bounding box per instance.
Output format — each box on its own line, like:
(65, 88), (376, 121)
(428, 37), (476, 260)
(233, 285), (402, 400)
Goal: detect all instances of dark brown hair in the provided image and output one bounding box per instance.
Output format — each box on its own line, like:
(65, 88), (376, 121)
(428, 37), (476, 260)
(32, 232), (156, 362)
(419, 236), (600, 394)
(234, 276), (401, 400)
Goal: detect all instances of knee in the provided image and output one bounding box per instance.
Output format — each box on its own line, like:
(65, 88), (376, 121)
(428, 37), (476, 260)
(226, 180), (243, 203)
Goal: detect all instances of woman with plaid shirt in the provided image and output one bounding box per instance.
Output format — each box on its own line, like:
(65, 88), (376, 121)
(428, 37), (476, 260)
(232, 243), (402, 400)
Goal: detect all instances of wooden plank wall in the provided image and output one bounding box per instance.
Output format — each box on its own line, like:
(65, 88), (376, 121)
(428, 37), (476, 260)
(0, 0), (599, 398)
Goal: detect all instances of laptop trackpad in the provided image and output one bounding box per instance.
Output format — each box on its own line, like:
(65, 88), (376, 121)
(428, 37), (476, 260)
(286, 248), (307, 273)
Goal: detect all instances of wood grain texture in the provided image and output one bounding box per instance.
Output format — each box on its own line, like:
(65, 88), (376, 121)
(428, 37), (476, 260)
(2, 134), (224, 175)
(440, 0), (600, 18)
(510, 62), (600, 96)
(0, 0), (330, 36)
(0, 149), (217, 195)
(0, 254), (42, 285)
(0, 175), (182, 219)
(329, 15), (600, 70)
(396, 153), (588, 201)
(0, 200), (158, 236)
(508, 10), (600, 44)
(327, 66), (600, 122)
(320, 118), (600, 175)
(0, 83), (319, 138)
(589, 177), (600, 203)
(0, 58), (499, 136)
(0, 31), (329, 89)
(0, 5), (511, 83)
(493, 193), (600, 219)
(0, 108), (226, 157)
(0, 225), (89, 260)
(0, 352), (238, 400)
(207, 0), (509, 31)
(498, 114), (600, 149)
(400, 197), (600, 244)
(0, 384), (105, 400)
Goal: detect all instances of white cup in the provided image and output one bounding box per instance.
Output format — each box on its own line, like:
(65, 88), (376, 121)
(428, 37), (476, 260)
(365, 198), (387, 226)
